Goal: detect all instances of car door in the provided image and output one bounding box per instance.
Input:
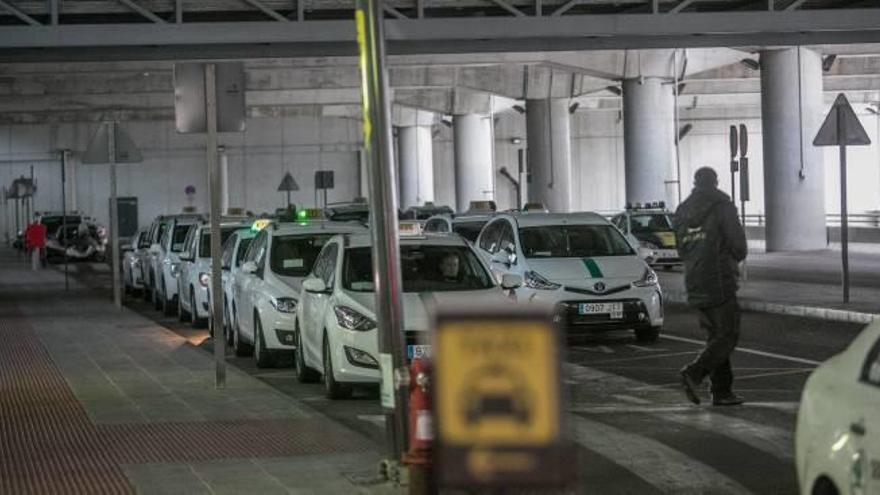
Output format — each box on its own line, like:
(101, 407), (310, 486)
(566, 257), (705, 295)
(179, 227), (198, 308)
(857, 336), (880, 494)
(301, 241), (337, 364)
(237, 231), (267, 341)
(220, 232), (237, 311)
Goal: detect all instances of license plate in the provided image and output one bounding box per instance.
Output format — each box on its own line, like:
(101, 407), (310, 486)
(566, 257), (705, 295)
(579, 302), (624, 319)
(657, 249), (678, 258)
(407, 344), (432, 360)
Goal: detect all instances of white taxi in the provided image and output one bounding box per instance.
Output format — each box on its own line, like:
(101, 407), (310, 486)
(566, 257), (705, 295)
(796, 320), (880, 495)
(295, 230), (519, 399)
(177, 218), (251, 328)
(153, 215), (202, 316)
(232, 220), (367, 368)
(217, 226), (258, 346)
(475, 212), (663, 342)
(610, 203), (682, 269)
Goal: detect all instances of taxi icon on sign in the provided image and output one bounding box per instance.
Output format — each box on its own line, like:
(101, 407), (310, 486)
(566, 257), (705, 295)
(462, 365), (532, 425)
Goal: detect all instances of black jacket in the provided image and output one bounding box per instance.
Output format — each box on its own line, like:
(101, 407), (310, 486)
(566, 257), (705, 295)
(674, 186), (747, 308)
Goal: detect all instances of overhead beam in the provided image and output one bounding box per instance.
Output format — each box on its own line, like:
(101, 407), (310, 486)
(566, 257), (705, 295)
(669, 0), (696, 14)
(116, 0), (166, 23)
(384, 5), (409, 19)
(0, 0), (41, 26)
(48, 0), (58, 25)
(490, 0), (526, 16)
(551, 0), (581, 16)
(784, 0), (807, 10)
(243, 0), (290, 21)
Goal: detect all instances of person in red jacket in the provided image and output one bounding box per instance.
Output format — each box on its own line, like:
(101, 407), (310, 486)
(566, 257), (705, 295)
(24, 216), (48, 271)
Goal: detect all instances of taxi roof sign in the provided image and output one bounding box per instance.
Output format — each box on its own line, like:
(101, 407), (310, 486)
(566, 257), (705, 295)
(433, 305), (573, 489)
(251, 218), (272, 232)
(399, 220), (423, 237)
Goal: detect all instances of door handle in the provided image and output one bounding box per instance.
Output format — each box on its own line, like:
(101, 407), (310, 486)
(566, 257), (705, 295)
(851, 420), (866, 436)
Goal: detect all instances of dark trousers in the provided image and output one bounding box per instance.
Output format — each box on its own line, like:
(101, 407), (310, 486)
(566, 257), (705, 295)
(685, 297), (740, 395)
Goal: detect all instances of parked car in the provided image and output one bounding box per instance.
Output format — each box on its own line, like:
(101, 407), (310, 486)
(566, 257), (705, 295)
(610, 202), (682, 269)
(216, 226), (259, 345)
(151, 214), (203, 316)
(123, 226), (150, 294)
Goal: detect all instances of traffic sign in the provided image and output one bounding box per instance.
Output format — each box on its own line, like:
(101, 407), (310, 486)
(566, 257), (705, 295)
(433, 306), (572, 489)
(82, 123), (142, 164)
(813, 93), (871, 146)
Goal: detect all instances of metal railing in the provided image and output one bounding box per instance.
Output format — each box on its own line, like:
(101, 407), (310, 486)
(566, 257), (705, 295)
(744, 213), (880, 228)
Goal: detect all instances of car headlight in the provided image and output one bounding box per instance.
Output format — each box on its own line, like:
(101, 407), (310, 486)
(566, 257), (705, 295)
(632, 267), (659, 288)
(199, 273), (210, 287)
(334, 305), (376, 331)
(170, 262), (180, 277)
(270, 297), (298, 313)
(523, 270), (561, 290)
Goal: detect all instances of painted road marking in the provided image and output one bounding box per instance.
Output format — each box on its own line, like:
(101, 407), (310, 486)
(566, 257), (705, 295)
(662, 412), (794, 461)
(357, 414), (386, 428)
(634, 368), (813, 391)
(661, 334), (822, 366)
(571, 415), (751, 494)
(568, 350), (696, 365)
(627, 344), (670, 352)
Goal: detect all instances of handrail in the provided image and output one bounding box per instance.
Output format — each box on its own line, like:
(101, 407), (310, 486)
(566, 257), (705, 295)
(742, 213), (880, 227)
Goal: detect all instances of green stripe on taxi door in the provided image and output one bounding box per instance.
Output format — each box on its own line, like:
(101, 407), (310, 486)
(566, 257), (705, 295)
(582, 258), (603, 278)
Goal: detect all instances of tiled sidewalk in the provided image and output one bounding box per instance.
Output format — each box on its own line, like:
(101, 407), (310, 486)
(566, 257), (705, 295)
(0, 250), (400, 494)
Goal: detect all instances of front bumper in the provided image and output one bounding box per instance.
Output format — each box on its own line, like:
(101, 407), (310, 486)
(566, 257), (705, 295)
(528, 286), (663, 333)
(262, 310), (298, 351)
(194, 285), (210, 319)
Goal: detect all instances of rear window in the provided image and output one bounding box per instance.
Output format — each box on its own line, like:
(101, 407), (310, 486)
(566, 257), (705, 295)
(270, 234), (335, 277)
(453, 221), (487, 242)
(170, 225), (192, 252)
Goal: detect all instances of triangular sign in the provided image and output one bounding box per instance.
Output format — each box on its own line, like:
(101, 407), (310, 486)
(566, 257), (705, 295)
(82, 122), (143, 164)
(813, 93), (871, 147)
(277, 172), (299, 192)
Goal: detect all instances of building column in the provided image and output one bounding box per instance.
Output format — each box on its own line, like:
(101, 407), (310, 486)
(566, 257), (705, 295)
(760, 48), (826, 251)
(453, 114), (495, 212)
(397, 126), (435, 209)
(526, 98), (572, 212)
(218, 146), (230, 214)
(622, 77), (676, 206)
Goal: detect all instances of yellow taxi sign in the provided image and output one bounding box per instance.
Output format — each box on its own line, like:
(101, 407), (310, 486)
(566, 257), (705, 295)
(433, 307), (573, 489)
(399, 220), (423, 237)
(251, 218), (272, 232)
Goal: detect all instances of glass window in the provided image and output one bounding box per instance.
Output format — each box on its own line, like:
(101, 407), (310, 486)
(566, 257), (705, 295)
(155, 223), (168, 245)
(253, 232), (268, 269)
(519, 224), (635, 258)
(425, 219), (449, 233)
(343, 245), (494, 293)
(497, 221), (514, 252)
(235, 238), (254, 266)
(453, 221), (488, 243)
(198, 227), (239, 258)
(170, 224), (192, 252)
(478, 220), (503, 252)
(861, 337), (880, 387)
(630, 213), (674, 234)
(269, 234), (335, 277)
(221, 233), (237, 270)
(137, 230), (151, 249)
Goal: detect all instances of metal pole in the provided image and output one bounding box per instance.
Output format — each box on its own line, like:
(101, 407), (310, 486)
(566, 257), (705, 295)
(61, 150), (69, 291)
(517, 148), (525, 209)
(837, 105), (850, 304)
(355, 0), (408, 463)
(672, 49), (683, 206)
(206, 63), (227, 388)
(109, 121), (122, 310)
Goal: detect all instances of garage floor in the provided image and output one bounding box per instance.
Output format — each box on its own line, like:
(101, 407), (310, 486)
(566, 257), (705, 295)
(0, 249), (399, 495)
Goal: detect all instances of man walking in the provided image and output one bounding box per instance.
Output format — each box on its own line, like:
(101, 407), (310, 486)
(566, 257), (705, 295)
(674, 167), (747, 406)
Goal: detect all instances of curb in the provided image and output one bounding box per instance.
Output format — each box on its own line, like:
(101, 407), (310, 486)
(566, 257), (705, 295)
(664, 291), (879, 325)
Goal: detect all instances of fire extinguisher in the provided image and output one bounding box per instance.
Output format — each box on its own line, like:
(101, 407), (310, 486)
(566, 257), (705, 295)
(403, 357), (433, 466)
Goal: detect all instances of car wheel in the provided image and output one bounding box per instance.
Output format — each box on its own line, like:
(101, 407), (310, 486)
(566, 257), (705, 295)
(233, 317), (253, 357)
(178, 290), (190, 322)
(812, 478), (839, 495)
(635, 325), (661, 343)
(323, 334), (352, 400)
(295, 320), (320, 383)
(253, 316), (276, 368)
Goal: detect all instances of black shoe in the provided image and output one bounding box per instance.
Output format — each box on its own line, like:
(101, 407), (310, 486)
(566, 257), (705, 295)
(712, 393), (744, 406)
(679, 369), (701, 405)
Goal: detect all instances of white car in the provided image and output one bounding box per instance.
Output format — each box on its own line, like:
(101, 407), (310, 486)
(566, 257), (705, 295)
(123, 226), (150, 294)
(796, 320), (880, 495)
(177, 219), (251, 328)
(610, 204), (682, 270)
(474, 212), (663, 342)
(295, 231), (519, 399)
(216, 227), (259, 345)
(232, 221), (368, 368)
(152, 215), (202, 316)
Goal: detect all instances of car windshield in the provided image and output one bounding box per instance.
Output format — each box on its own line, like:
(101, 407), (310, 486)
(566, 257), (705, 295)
(631, 214), (674, 233)
(170, 225), (192, 252)
(453, 221), (488, 242)
(519, 224), (634, 258)
(343, 245), (494, 292)
(235, 238), (254, 266)
(270, 234), (335, 277)
(199, 228), (240, 258)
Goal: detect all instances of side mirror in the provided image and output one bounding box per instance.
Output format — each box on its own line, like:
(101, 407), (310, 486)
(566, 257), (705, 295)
(242, 261), (258, 274)
(500, 274), (522, 290)
(303, 278), (328, 294)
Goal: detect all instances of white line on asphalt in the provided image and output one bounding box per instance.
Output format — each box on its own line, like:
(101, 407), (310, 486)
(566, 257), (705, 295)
(612, 394), (653, 405)
(661, 334), (822, 366)
(734, 369), (814, 380)
(662, 412), (794, 461)
(567, 351), (697, 365)
(626, 344), (669, 352)
(357, 414), (386, 428)
(571, 415), (752, 495)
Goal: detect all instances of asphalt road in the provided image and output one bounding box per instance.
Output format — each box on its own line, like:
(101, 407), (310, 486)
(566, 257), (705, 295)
(113, 280), (866, 495)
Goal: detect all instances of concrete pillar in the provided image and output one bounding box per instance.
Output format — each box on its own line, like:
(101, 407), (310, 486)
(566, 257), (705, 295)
(218, 147), (230, 214)
(453, 114), (495, 212)
(526, 98), (572, 212)
(760, 47), (826, 251)
(397, 126), (435, 209)
(622, 77), (676, 206)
